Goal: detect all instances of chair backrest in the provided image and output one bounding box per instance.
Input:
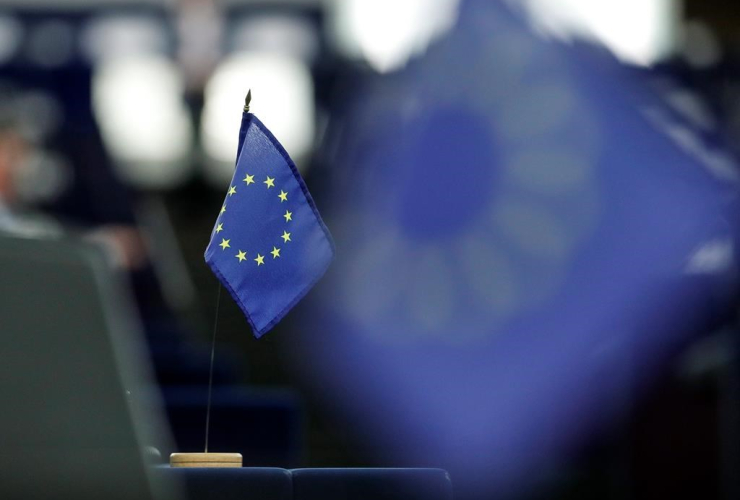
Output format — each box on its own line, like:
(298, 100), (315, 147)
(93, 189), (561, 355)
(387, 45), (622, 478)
(0, 235), (180, 500)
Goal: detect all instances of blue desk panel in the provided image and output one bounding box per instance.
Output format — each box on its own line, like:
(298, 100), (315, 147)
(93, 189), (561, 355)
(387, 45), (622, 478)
(152, 467), (292, 500)
(291, 468), (453, 500)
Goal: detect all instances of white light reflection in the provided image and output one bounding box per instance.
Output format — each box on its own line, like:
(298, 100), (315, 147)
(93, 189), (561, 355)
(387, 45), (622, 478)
(330, 0), (461, 73)
(0, 14), (22, 64)
(231, 14), (319, 63)
(522, 0), (679, 66)
(200, 51), (315, 184)
(93, 55), (193, 189)
(81, 14), (168, 64)
(685, 239), (735, 275)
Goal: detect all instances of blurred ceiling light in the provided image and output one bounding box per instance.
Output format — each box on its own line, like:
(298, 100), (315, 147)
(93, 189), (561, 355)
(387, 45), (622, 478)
(0, 0), (166, 8)
(14, 150), (72, 205)
(523, 0), (679, 66)
(681, 19), (721, 69)
(14, 90), (64, 143)
(330, 0), (460, 73)
(0, 14), (22, 65)
(201, 51), (315, 184)
(81, 15), (169, 63)
(26, 19), (76, 68)
(93, 55), (193, 189)
(231, 14), (319, 63)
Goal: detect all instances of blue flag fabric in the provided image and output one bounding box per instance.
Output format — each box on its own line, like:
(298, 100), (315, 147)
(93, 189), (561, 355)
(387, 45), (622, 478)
(286, 1), (740, 497)
(205, 112), (334, 337)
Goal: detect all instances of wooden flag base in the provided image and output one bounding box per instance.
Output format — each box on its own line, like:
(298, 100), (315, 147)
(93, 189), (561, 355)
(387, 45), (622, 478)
(170, 452), (243, 468)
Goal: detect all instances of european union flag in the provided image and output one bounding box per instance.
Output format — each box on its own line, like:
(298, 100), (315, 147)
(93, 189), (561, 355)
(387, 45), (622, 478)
(205, 106), (334, 337)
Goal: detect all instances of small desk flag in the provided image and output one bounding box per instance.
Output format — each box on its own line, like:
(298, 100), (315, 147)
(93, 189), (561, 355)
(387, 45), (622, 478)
(205, 110), (334, 337)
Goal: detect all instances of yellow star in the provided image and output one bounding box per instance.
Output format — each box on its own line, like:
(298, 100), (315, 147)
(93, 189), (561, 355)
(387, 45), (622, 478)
(283, 210), (292, 222)
(228, 186), (237, 196)
(281, 231), (291, 243)
(264, 176), (275, 188)
(235, 250), (247, 262)
(271, 246), (281, 259)
(243, 174), (255, 185)
(254, 254), (265, 266)
(215, 223), (223, 233)
(220, 205), (226, 214)
(278, 190), (288, 202)
(219, 238), (230, 250)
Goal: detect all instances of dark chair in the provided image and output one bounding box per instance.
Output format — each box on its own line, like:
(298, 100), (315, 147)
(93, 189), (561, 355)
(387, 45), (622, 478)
(0, 235), (180, 500)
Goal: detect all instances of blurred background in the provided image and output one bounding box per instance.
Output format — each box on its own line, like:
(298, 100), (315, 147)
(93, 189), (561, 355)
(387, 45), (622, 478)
(4, 0), (740, 498)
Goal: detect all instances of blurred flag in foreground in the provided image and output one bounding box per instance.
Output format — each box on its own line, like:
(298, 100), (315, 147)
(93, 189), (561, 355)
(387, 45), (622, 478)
(286, 1), (740, 498)
(205, 108), (334, 337)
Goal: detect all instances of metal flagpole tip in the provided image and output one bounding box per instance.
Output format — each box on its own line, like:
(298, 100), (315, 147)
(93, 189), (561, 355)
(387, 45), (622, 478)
(244, 89), (252, 112)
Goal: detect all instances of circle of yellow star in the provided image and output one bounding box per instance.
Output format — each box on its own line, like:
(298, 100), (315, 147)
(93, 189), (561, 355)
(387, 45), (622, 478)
(235, 250), (247, 262)
(283, 210), (292, 222)
(227, 186), (237, 196)
(215, 223), (224, 233)
(220, 205), (226, 214)
(264, 176), (275, 188)
(278, 190), (288, 202)
(254, 254), (265, 266)
(219, 238), (230, 250)
(243, 174), (255, 185)
(271, 246), (281, 259)
(281, 231), (291, 243)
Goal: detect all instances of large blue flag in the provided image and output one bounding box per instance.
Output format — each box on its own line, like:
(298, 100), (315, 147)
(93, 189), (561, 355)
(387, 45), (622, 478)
(205, 109), (334, 337)
(285, 1), (740, 498)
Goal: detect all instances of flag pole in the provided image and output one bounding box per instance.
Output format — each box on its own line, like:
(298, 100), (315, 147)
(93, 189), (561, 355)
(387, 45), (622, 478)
(171, 285), (240, 467)
(170, 92), (254, 469)
(203, 285), (222, 454)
